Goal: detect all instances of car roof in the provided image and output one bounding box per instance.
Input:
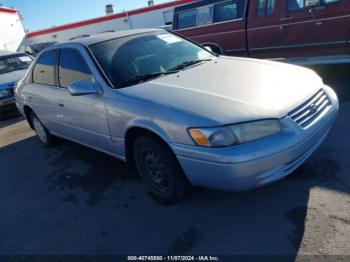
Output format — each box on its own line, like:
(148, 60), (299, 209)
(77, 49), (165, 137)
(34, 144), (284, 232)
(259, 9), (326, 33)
(68, 28), (163, 47)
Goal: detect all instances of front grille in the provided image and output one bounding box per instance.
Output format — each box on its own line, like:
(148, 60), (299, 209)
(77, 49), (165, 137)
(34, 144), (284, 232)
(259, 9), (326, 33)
(288, 89), (331, 128)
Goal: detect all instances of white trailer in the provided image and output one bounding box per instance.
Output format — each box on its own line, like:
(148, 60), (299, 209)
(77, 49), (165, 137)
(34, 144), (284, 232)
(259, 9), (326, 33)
(0, 6), (25, 52)
(24, 0), (195, 45)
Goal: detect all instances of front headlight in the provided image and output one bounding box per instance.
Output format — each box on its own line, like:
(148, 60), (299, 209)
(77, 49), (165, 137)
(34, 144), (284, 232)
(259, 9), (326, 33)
(188, 119), (282, 148)
(0, 89), (9, 98)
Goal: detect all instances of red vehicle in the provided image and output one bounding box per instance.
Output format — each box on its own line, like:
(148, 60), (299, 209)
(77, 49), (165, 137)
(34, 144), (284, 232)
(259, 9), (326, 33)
(173, 0), (350, 64)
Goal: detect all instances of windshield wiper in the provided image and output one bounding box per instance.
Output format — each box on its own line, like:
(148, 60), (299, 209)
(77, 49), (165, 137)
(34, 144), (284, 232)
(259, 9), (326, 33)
(169, 59), (213, 71)
(118, 70), (179, 88)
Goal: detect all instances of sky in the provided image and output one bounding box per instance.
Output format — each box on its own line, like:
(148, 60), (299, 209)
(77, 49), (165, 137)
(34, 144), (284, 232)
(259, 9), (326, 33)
(1, 0), (171, 32)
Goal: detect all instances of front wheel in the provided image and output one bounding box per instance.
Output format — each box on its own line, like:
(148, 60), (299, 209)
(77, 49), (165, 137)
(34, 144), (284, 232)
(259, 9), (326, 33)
(30, 112), (54, 147)
(133, 135), (192, 203)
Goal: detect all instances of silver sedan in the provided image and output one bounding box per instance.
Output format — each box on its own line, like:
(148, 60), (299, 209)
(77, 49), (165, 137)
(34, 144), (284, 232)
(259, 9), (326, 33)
(15, 29), (339, 202)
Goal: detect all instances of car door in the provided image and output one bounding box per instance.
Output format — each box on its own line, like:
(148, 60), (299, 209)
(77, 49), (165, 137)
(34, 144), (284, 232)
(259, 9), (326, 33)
(247, 0), (284, 58)
(54, 47), (115, 154)
(279, 0), (350, 58)
(28, 49), (63, 131)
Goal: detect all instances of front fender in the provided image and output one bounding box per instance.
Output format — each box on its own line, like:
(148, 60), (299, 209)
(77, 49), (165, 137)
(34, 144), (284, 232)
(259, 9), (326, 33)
(110, 119), (173, 158)
(105, 90), (216, 157)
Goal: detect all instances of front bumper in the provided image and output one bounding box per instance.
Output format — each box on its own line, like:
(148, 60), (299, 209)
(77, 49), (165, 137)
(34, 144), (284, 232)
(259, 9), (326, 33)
(171, 88), (339, 191)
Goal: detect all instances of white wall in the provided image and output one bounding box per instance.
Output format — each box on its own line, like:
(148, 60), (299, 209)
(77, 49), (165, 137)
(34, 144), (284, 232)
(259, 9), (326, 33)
(128, 7), (174, 29)
(28, 18), (131, 44)
(27, 5), (176, 44)
(0, 10), (25, 51)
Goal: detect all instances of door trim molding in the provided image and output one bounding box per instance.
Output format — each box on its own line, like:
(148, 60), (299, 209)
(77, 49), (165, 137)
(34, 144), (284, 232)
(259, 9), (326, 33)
(250, 40), (348, 51)
(248, 14), (350, 31)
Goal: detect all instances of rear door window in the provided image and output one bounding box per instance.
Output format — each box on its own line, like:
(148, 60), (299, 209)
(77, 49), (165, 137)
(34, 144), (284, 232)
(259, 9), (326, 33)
(33, 50), (58, 86)
(177, 10), (197, 29)
(58, 48), (93, 88)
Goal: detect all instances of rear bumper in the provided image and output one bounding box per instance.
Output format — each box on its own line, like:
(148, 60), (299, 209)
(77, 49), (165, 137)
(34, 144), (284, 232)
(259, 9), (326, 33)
(170, 89), (338, 191)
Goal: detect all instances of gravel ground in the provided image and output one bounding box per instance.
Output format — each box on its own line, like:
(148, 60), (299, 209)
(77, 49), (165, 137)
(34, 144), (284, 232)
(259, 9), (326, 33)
(0, 64), (349, 258)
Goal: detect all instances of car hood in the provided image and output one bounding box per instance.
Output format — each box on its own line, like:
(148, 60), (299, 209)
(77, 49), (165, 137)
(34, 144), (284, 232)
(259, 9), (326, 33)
(120, 56), (324, 124)
(0, 69), (27, 90)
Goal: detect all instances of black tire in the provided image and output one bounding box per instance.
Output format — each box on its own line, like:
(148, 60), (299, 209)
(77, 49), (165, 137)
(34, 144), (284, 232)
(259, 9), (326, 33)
(133, 135), (192, 203)
(30, 112), (54, 147)
(0, 112), (4, 121)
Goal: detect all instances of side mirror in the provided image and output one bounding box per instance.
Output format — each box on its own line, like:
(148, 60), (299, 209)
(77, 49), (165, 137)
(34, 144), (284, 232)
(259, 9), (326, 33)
(204, 46), (213, 52)
(68, 80), (99, 96)
(305, 0), (320, 7)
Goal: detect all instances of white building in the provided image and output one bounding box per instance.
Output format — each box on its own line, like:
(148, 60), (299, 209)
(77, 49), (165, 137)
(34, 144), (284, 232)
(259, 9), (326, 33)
(0, 6), (25, 51)
(24, 0), (196, 45)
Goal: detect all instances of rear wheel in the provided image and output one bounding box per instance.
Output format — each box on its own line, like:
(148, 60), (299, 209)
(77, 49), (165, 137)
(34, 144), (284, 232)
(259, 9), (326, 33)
(30, 112), (54, 146)
(133, 135), (192, 203)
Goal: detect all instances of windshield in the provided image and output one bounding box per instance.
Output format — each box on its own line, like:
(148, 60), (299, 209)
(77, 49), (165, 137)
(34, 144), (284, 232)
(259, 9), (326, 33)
(90, 31), (215, 87)
(0, 54), (32, 75)
(30, 42), (56, 54)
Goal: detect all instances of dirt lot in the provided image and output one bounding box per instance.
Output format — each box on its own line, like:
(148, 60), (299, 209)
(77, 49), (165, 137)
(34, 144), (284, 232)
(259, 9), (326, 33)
(0, 64), (350, 258)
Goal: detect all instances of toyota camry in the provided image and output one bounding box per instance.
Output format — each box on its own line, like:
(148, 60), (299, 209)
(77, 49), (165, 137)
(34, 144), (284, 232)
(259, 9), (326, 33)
(15, 29), (339, 202)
